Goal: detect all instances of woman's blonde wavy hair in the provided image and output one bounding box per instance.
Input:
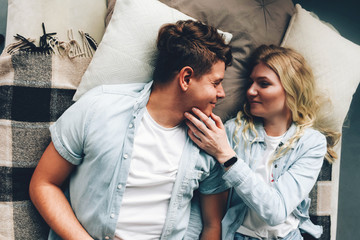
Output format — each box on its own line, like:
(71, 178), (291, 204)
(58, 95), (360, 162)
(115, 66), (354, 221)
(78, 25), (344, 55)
(234, 45), (340, 163)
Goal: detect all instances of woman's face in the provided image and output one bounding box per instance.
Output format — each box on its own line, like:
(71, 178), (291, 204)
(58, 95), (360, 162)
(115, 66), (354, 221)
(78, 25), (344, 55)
(247, 62), (291, 123)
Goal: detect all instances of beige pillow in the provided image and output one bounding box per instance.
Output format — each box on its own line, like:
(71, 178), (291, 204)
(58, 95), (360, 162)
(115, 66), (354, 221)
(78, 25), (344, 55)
(5, 0), (107, 47)
(159, 0), (294, 121)
(73, 0), (232, 101)
(281, 4), (360, 131)
(281, 6), (360, 239)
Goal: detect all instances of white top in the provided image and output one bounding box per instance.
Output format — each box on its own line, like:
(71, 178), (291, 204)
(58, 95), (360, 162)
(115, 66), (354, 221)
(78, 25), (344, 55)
(237, 132), (300, 239)
(114, 109), (186, 240)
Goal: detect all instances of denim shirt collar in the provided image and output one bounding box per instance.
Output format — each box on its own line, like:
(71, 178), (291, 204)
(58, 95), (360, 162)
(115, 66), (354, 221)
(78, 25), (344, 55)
(248, 120), (297, 149)
(133, 81), (153, 115)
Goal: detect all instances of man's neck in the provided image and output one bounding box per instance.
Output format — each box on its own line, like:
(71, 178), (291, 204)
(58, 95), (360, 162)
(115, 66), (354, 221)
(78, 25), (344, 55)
(146, 85), (185, 128)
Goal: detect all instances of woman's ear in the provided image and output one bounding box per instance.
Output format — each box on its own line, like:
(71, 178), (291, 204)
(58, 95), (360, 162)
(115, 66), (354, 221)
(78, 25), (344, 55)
(179, 66), (194, 91)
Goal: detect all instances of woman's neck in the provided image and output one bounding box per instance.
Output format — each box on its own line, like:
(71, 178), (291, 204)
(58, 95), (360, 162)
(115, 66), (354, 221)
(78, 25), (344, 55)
(263, 115), (292, 137)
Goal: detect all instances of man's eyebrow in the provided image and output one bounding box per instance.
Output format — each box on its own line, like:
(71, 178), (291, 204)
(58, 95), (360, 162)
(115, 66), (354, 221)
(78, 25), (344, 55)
(213, 78), (224, 82)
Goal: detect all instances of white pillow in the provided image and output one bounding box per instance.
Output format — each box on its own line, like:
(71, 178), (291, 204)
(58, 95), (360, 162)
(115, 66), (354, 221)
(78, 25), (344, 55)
(5, 0), (107, 47)
(281, 4), (360, 130)
(73, 0), (232, 101)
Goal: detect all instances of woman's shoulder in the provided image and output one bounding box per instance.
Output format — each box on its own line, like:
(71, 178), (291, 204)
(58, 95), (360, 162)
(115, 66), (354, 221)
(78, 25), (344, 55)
(224, 117), (237, 127)
(224, 115), (249, 126)
(224, 117), (243, 132)
(296, 127), (327, 151)
(302, 127), (326, 141)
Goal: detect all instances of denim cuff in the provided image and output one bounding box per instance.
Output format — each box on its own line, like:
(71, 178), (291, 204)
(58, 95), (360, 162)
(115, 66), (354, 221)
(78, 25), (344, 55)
(222, 158), (251, 187)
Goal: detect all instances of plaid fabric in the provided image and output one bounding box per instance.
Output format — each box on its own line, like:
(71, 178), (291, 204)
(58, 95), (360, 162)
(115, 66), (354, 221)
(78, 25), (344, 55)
(0, 52), (91, 239)
(0, 52), (335, 240)
(0, 9), (337, 239)
(307, 161), (333, 240)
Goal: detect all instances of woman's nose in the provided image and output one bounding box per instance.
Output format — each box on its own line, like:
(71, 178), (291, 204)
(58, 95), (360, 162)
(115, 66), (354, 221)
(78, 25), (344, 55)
(247, 83), (257, 97)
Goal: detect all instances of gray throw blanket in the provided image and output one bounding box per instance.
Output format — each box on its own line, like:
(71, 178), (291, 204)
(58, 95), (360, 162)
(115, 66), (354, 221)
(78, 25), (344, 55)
(0, 52), (91, 239)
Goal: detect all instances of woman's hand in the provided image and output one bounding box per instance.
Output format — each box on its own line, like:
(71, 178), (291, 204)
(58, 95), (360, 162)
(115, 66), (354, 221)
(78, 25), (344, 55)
(184, 108), (236, 163)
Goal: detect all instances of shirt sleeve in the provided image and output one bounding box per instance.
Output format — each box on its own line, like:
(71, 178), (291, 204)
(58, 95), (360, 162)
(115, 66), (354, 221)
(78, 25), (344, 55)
(198, 156), (230, 194)
(223, 130), (327, 226)
(50, 88), (102, 165)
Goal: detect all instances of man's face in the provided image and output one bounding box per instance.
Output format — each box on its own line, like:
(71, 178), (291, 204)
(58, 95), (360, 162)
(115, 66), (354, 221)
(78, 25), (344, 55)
(186, 61), (226, 116)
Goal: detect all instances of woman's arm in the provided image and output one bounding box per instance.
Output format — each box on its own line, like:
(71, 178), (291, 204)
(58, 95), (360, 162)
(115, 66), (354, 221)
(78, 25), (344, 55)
(185, 108), (326, 226)
(225, 147), (324, 226)
(29, 142), (93, 240)
(200, 191), (228, 240)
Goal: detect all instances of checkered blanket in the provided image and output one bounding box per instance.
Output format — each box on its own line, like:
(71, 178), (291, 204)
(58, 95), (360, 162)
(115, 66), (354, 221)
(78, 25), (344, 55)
(0, 27), (335, 240)
(0, 51), (335, 240)
(0, 51), (91, 239)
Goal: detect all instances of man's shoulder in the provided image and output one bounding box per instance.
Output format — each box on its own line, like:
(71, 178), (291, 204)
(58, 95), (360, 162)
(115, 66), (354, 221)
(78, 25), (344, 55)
(101, 82), (151, 96)
(83, 82), (150, 98)
(68, 82), (152, 120)
(76, 82), (152, 106)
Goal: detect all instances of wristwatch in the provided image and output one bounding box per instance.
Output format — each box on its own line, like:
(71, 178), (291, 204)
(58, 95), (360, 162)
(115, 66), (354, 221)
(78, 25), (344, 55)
(221, 156), (238, 168)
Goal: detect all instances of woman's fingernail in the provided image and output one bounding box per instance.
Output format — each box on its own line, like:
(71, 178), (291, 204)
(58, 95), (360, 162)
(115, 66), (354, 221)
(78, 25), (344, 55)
(184, 112), (189, 117)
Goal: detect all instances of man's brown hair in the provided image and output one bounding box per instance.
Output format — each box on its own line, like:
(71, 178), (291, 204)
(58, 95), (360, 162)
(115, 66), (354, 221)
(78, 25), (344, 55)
(153, 20), (232, 84)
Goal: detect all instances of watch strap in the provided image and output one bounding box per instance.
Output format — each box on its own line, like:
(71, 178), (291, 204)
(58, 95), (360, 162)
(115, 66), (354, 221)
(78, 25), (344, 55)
(222, 156), (238, 168)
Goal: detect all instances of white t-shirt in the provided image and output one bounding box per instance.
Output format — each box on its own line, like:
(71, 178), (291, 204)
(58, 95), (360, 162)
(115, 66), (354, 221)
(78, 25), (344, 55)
(237, 132), (300, 239)
(114, 109), (186, 240)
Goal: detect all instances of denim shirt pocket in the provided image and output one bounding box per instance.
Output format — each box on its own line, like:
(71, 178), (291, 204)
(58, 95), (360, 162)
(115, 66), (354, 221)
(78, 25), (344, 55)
(178, 169), (209, 208)
(272, 148), (295, 180)
(271, 159), (282, 181)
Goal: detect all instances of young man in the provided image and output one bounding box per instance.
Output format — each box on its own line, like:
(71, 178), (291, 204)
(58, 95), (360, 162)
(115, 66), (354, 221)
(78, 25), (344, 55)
(29, 20), (232, 240)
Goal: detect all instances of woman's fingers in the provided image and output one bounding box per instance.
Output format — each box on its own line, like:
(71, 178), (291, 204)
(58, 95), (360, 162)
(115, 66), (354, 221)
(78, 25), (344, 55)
(187, 128), (204, 148)
(210, 112), (225, 130)
(184, 111), (210, 136)
(185, 119), (205, 140)
(191, 108), (217, 131)
(185, 109), (236, 161)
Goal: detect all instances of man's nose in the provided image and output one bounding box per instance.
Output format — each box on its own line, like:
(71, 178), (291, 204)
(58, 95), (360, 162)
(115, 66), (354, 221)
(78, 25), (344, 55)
(217, 84), (225, 99)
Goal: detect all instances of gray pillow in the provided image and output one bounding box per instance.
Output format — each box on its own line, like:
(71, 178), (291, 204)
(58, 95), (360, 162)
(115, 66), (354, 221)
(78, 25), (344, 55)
(160, 0), (294, 121)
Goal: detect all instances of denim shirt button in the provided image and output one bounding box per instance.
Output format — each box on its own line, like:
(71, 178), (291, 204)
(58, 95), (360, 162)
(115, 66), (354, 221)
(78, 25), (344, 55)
(129, 123), (133, 128)
(110, 213), (115, 219)
(117, 184), (122, 189)
(123, 154), (128, 159)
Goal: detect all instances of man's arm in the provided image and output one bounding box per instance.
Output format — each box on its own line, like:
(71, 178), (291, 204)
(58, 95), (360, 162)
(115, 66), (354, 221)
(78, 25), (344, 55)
(200, 191), (228, 240)
(29, 142), (93, 240)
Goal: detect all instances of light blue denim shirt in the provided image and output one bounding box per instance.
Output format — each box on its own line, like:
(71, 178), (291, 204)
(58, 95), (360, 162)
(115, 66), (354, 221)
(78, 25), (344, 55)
(221, 118), (327, 240)
(48, 81), (228, 240)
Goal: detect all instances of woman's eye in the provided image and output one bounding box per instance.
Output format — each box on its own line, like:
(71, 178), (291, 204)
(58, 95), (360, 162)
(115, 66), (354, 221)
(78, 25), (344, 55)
(259, 81), (270, 87)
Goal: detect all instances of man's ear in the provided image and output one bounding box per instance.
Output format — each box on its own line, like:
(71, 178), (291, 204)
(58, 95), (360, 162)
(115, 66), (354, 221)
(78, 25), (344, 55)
(179, 66), (194, 91)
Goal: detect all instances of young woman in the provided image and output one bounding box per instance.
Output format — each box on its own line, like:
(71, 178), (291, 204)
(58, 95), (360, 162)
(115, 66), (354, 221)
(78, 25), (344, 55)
(184, 45), (340, 240)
